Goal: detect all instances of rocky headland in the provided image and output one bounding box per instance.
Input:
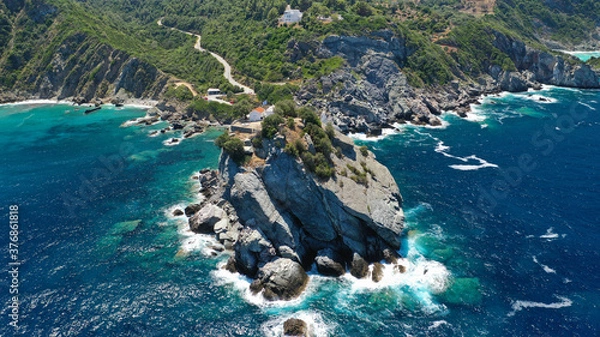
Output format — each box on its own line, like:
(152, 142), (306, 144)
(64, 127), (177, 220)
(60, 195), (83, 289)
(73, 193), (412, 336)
(182, 125), (407, 301)
(292, 29), (600, 134)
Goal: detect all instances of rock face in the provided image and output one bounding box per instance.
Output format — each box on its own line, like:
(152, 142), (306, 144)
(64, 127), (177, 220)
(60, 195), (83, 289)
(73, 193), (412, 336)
(190, 131), (404, 300)
(295, 29), (600, 133)
(2, 32), (169, 103)
(189, 204), (227, 234)
(491, 31), (600, 89)
(296, 30), (431, 134)
(224, 132), (404, 268)
(315, 248), (345, 277)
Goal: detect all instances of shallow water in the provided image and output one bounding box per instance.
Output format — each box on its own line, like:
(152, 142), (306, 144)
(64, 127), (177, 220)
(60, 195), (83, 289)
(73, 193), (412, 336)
(1, 88), (599, 336)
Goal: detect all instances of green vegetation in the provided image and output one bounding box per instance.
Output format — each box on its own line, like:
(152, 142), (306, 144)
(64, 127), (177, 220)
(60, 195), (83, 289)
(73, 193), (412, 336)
(215, 132), (246, 164)
(262, 113), (285, 139)
(359, 145), (369, 157)
(346, 163), (368, 185)
(187, 97), (246, 124)
(164, 85), (194, 101)
(1, 0), (599, 99)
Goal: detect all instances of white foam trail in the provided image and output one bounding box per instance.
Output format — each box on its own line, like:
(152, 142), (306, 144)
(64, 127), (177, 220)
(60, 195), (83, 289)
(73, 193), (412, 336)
(260, 311), (335, 337)
(579, 102), (597, 111)
(435, 141), (498, 171)
(532, 256), (557, 274)
(347, 119), (450, 142)
(540, 228), (560, 240)
(508, 296), (572, 317)
(15, 113), (35, 127)
(435, 141), (450, 152)
(449, 158), (499, 171)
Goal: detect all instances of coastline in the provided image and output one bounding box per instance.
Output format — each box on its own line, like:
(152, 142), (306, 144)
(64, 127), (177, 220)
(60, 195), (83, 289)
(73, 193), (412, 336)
(0, 97), (158, 109)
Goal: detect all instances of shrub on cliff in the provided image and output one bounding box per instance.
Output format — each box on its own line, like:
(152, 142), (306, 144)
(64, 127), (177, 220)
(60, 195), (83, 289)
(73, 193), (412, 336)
(262, 114), (285, 139)
(215, 132), (246, 164)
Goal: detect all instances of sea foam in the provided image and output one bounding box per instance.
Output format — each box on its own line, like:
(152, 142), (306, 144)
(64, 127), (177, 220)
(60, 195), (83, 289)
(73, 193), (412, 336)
(508, 296), (572, 317)
(435, 141), (499, 171)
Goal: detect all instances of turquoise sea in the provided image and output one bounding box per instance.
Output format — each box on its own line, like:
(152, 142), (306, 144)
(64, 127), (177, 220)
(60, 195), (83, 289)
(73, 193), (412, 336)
(568, 51), (600, 62)
(1, 86), (599, 336)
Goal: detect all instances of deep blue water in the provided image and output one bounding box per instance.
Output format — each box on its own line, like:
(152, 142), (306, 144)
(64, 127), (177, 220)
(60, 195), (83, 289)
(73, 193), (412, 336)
(0, 87), (599, 336)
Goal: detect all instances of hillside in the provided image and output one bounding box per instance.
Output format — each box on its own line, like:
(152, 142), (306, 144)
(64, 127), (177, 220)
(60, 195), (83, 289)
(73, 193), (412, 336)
(1, 0), (599, 129)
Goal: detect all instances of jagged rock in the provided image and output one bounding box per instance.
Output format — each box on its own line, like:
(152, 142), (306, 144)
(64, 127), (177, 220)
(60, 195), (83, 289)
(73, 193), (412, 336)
(172, 209), (184, 216)
(350, 253), (369, 279)
(224, 256), (237, 273)
(255, 258), (309, 301)
(184, 203), (202, 217)
(283, 318), (309, 337)
(372, 262), (384, 283)
(383, 248), (400, 264)
(315, 248), (346, 277)
(234, 228), (276, 277)
(394, 264), (407, 274)
(229, 169), (304, 263)
(188, 204), (227, 234)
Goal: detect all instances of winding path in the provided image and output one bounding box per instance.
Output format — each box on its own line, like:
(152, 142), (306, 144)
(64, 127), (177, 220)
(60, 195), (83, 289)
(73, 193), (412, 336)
(158, 18), (254, 95)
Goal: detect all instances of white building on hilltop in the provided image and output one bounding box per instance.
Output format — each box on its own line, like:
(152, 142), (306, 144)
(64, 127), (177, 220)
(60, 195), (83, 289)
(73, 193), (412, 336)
(280, 5), (303, 25)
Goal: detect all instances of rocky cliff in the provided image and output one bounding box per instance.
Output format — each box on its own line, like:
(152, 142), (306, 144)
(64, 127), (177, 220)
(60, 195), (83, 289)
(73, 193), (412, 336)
(0, 33), (170, 104)
(185, 130), (405, 301)
(294, 30), (600, 134)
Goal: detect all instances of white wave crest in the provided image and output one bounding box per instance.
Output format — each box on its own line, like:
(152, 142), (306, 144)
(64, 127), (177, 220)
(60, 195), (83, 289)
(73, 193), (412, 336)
(508, 296), (572, 317)
(435, 141), (498, 171)
(540, 227), (560, 240)
(532, 256), (557, 274)
(163, 137), (183, 146)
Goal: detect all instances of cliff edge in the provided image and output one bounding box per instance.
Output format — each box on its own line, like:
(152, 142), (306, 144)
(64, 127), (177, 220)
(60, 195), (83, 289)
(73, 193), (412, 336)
(185, 118), (405, 301)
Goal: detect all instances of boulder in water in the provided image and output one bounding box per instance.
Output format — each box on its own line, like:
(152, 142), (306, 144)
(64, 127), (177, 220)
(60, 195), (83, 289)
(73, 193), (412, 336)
(283, 318), (309, 336)
(256, 258), (309, 301)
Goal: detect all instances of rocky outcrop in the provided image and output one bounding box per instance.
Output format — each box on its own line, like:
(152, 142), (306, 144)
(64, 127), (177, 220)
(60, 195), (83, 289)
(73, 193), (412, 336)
(295, 29), (600, 134)
(296, 30), (436, 134)
(491, 31), (600, 89)
(284, 318), (310, 337)
(315, 248), (345, 277)
(189, 130), (404, 300)
(253, 258), (309, 301)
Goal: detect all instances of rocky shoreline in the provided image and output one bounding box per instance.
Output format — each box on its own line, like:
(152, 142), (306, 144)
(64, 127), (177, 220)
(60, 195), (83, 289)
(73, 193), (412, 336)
(293, 30), (600, 135)
(177, 129), (409, 302)
(4, 27), (600, 137)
